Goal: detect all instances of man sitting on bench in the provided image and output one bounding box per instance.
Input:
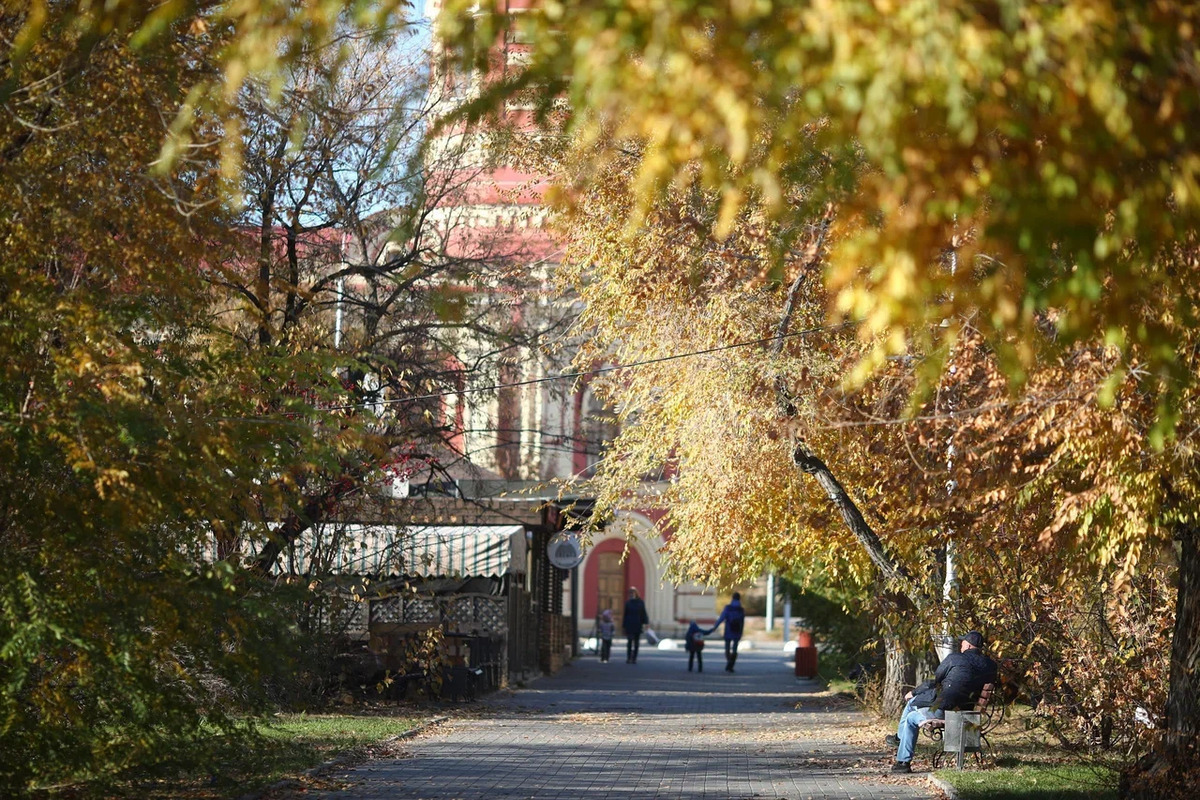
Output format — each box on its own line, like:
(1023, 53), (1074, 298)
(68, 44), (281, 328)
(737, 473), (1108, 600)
(888, 630), (997, 774)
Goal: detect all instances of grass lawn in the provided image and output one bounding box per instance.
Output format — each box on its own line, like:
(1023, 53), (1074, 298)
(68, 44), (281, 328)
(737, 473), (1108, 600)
(926, 703), (1120, 800)
(823, 675), (858, 695)
(855, 699), (1123, 800)
(816, 651), (860, 696)
(51, 713), (428, 800)
(935, 763), (1118, 800)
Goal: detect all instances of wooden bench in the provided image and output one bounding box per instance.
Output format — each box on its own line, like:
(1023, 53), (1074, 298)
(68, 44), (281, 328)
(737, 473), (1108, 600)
(920, 682), (1001, 768)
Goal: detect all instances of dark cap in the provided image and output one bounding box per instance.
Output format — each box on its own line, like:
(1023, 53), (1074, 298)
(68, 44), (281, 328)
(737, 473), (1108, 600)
(961, 631), (984, 649)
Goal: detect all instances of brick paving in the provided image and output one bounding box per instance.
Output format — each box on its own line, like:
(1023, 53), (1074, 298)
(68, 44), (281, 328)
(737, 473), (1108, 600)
(288, 644), (935, 800)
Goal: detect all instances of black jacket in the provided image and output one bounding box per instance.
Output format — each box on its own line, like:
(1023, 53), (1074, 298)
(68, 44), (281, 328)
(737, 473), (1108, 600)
(926, 648), (997, 711)
(909, 679), (938, 709)
(622, 598), (649, 635)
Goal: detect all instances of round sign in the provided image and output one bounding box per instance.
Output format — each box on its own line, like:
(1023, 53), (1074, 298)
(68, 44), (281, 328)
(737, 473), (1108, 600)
(547, 532), (585, 569)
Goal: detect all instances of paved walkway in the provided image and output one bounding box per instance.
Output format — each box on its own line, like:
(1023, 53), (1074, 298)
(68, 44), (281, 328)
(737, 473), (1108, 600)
(285, 644), (936, 800)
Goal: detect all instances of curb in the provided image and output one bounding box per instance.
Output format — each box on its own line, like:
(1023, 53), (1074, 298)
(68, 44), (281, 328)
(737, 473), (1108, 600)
(236, 714), (450, 800)
(927, 774), (958, 799)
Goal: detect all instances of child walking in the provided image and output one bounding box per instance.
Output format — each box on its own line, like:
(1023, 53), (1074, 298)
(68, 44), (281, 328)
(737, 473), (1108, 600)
(598, 609), (615, 663)
(685, 620), (706, 672)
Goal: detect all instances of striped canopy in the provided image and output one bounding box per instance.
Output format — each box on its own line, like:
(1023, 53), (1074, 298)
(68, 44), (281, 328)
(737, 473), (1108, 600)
(271, 524), (528, 577)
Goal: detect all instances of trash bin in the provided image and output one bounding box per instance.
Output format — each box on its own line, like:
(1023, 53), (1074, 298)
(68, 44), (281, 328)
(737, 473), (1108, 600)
(943, 710), (982, 769)
(794, 630), (818, 678)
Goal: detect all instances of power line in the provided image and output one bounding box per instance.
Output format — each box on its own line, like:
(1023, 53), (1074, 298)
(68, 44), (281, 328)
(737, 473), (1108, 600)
(213, 319), (858, 425)
(323, 319), (860, 413)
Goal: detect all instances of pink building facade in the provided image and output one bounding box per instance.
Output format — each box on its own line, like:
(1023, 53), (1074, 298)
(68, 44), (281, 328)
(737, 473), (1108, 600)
(426, 0), (716, 636)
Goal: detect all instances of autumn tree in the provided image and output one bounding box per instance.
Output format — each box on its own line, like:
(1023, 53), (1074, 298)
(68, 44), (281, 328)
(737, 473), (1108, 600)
(0, 1), (422, 793)
(541, 139), (959, 706)
(440, 2), (1200, 794)
(0, 14), (297, 794)
(533, 133), (1183, 781)
(214, 30), (564, 575)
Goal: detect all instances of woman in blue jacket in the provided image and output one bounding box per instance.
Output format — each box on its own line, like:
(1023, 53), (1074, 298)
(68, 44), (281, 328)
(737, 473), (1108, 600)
(708, 592), (746, 672)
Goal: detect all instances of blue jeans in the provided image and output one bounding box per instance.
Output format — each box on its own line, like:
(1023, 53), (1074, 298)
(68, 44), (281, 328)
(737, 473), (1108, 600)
(896, 704), (943, 762)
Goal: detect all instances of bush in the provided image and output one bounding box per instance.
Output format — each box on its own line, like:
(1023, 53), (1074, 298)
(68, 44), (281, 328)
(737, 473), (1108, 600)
(0, 552), (304, 796)
(779, 578), (877, 675)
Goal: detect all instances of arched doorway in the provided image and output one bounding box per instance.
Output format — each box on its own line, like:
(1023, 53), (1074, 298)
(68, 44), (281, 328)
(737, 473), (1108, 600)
(595, 551), (625, 628)
(582, 537), (646, 627)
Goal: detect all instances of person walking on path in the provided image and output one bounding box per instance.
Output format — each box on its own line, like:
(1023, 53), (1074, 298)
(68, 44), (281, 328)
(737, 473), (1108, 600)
(622, 587), (650, 664)
(597, 609), (615, 663)
(708, 592), (746, 672)
(889, 630), (997, 774)
(684, 620), (707, 672)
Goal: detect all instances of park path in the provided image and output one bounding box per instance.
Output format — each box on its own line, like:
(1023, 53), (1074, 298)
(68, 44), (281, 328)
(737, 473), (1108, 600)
(280, 644), (937, 800)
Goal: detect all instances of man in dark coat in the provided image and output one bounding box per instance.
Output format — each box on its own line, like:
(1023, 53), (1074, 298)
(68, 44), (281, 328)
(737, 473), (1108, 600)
(889, 630), (997, 773)
(622, 587), (650, 664)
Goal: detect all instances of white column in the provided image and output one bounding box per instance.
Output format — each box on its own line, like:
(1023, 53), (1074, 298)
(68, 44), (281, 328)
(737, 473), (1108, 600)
(334, 276), (344, 349)
(765, 573), (775, 631)
(937, 225), (960, 661)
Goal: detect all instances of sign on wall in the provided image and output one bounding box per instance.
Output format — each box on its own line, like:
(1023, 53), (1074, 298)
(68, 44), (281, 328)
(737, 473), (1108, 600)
(547, 532), (586, 570)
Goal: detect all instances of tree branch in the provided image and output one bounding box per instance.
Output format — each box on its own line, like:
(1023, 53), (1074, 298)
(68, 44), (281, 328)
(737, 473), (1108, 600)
(771, 209), (915, 591)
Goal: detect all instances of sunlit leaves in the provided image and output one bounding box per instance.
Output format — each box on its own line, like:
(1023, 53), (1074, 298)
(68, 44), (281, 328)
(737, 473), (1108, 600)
(537, 112), (1188, 749)
(441, 0), (1200, 423)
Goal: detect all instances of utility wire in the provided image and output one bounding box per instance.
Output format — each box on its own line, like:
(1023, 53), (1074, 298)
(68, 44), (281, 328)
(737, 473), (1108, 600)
(323, 319), (860, 413)
(213, 318), (858, 425)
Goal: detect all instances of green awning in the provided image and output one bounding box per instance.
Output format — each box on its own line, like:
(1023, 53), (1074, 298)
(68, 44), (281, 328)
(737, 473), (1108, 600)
(273, 524), (527, 577)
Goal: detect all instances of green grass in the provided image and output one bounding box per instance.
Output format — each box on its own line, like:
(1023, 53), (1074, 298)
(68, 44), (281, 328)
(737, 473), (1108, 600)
(936, 763), (1119, 800)
(815, 649), (859, 695)
(823, 676), (858, 695)
(260, 712), (424, 747)
(45, 713), (426, 800)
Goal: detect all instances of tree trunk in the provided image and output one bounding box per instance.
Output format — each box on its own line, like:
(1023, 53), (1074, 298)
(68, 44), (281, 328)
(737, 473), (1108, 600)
(1165, 523), (1200, 757)
(250, 468), (365, 575)
(1121, 522), (1200, 799)
(915, 645), (941, 685)
(255, 137), (288, 347)
(771, 248), (920, 719)
(883, 633), (915, 718)
(256, 203), (274, 346)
